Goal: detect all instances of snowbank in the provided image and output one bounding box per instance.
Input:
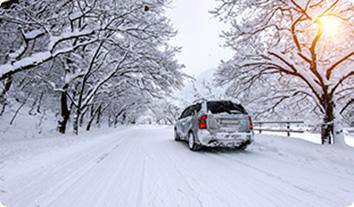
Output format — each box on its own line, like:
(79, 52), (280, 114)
(0, 107), (57, 142)
(256, 131), (354, 147)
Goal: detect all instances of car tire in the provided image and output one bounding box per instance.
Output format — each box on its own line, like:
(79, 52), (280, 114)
(188, 132), (200, 151)
(174, 128), (181, 141)
(237, 142), (249, 151)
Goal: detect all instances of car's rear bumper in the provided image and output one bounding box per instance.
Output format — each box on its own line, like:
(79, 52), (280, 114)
(197, 130), (254, 148)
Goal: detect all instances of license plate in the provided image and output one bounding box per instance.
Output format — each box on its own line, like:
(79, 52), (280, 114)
(221, 120), (240, 125)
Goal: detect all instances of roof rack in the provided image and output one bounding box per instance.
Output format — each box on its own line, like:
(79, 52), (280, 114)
(192, 98), (241, 105)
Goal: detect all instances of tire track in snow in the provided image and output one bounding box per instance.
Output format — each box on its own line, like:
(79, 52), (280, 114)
(137, 136), (207, 207)
(172, 151), (267, 207)
(163, 143), (324, 207)
(2, 131), (128, 207)
(136, 157), (146, 207)
(169, 157), (205, 207)
(227, 153), (317, 192)
(233, 149), (348, 204)
(96, 142), (122, 164)
(46, 136), (134, 207)
(37, 137), (128, 207)
(204, 150), (337, 206)
(156, 142), (237, 207)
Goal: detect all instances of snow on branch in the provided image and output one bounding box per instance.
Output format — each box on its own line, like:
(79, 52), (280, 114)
(0, 38), (98, 81)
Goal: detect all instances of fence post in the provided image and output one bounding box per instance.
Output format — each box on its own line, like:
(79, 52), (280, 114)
(259, 123), (262, 134)
(287, 122), (290, 136)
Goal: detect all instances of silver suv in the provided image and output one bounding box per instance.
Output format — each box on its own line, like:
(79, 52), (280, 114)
(174, 100), (254, 151)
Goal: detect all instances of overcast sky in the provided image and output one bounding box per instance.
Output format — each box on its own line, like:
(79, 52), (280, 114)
(166, 0), (233, 77)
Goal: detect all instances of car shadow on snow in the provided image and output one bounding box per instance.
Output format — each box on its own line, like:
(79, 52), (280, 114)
(199, 146), (253, 154)
(171, 139), (252, 154)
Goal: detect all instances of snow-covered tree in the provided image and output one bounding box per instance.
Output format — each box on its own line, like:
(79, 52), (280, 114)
(213, 0), (354, 144)
(148, 99), (180, 124)
(0, 0), (184, 134)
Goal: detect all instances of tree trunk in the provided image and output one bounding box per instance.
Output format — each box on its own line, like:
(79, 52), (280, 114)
(73, 42), (104, 135)
(86, 111), (95, 131)
(96, 105), (102, 127)
(108, 113), (112, 127)
(28, 92), (44, 116)
(73, 87), (82, 135)
(58, 91), (70, 134)
(36, 92), (44, 114)
(121, 113), (126, 125)
(0, 76), (13, 116)
(79, 107), (88, 127)
(114, 113), (119, 128)
(73, 109), (80, 135)
(10, 92), (31, 125)
(321, 98), (334, 144)
(113, 108), (126, 128)
(86, 105), (100, 131)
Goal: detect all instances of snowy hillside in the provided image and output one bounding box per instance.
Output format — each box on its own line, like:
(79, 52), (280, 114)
(1, 126), (354, 207)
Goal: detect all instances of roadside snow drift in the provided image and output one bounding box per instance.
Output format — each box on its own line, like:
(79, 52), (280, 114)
(0, 126), (354, 207)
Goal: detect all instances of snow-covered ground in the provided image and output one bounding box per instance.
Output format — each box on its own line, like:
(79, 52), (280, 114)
(256, 131), (354, 147)
(0, 125), (354, 207)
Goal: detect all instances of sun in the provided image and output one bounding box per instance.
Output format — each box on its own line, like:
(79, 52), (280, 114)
(318, 16), (341, 37)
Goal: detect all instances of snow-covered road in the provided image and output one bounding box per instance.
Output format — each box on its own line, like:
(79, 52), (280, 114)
(1, 126), (354, 207)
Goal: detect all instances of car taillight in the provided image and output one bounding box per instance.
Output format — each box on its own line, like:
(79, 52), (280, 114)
(199, 114), (208, 129)
(248, 115), (253, 130)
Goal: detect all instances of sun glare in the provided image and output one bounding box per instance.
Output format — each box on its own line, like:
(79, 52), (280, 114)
(318, 16), (341, 37)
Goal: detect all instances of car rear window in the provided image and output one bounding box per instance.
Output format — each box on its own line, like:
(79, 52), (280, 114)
(207, 101), (247, 114)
